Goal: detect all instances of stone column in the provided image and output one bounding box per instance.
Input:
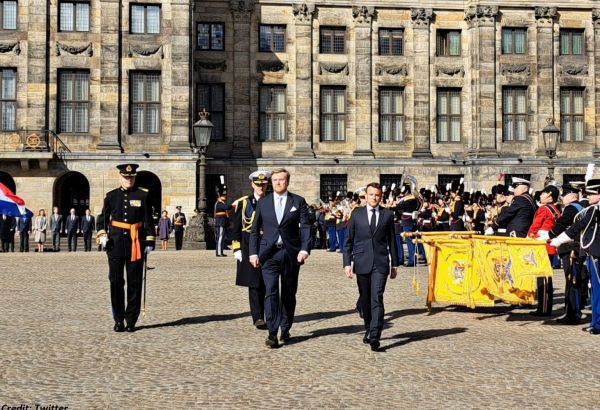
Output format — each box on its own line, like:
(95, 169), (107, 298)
(464, 5), (498, 158)
(352, 6), (375, 157)
(230, 0), (254, 158)
(593, 10), (600, 157)
(535, 7), (557, 156)
(292, 3), (316, 157)
(410, 8), (433, 158)
(97, 1), (121, 150)
(27, 1), (48, 131)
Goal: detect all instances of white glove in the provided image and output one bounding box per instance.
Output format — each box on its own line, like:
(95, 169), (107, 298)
(536, 230), (550, 241)
(445, 207), (451, 213)
(234, 250), (242, 262)
(550, 232), (572, 248)
(145, 246), (153, 254)
(484, 227), (494, 236)
(99, 236), (107, 247)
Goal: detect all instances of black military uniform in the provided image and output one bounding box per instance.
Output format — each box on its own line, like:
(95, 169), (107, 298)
(214, 188), (232, 257)
(97, 164), (155, 333)
(231, 171), (270, 328)
(395, 183), (423, 266)
(494, 179), (536, 238)
(172, 206), (186, 250)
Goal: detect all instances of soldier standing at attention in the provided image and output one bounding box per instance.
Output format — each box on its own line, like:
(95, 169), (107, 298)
(231, 170), (271, 329)
(214, 188), (231, 257)
(172, 205), (186, 251)
(97, 164), (155, 333)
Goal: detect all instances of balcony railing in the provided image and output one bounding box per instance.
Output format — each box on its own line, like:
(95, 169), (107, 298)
(0, 129), (71, 158)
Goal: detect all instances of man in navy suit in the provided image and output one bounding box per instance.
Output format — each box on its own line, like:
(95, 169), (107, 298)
(249, 168), (312, 348)
(343, 182), (401, 351)
(65, 208), (80, 252)
(81, 208), (95, 252)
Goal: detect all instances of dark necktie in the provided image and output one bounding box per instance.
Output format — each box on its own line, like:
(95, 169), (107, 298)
(370, 208), (377, 233)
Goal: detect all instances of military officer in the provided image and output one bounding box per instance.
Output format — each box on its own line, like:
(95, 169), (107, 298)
(97, 164), (155, 333)
(231, 170), (271, 329)
(395, 181), (423, 267)
(172, 205), (186, 250)
(214, 187), (232, 257)
(487, 177), (536, 237)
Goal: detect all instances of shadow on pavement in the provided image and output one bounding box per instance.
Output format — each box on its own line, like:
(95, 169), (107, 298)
(136, 311), (250, 330)
(295, 308), (356, 323)
(380, 327), (468, 352)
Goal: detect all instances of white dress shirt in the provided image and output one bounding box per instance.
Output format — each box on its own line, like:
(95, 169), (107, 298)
(366, 204), (380, 227)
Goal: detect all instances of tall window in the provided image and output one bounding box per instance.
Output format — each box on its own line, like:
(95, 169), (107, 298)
(320, 27), (345, 54)
(561, 88), (584, 142)
(259, 25), (285, 52)
(1, 0), (17, 29)
(197, 23), (224, 51)
(259, 85), (286, 141)
(437, 89), (461, 142)
(560, 29), (584, 55)
(502, 87), (527, 141)
(436, 30), (461, 56)
(320, 87), (345, 141)
(197, 83), (224, 141)
(379, 28), (403, 55)
(502, 28), (526, 54)
(379, 87), (404, 142)
(0, 68), (16, 131)
(320, 174), (347, 202)
(130, 72), (160, 134)
(59, 1), (89, 32)
(58, 70), (89, 133)
(130, 4), (160, 34)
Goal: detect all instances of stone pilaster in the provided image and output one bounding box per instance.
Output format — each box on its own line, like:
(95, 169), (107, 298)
(411, 8), (433, 158)
(27, 1), (48, 132)
(535, 6), (557, 156)
(464, 5), (499, 158)
(352, 6), (375, 157)
(230, 0), (254, 158)
(593, 9), (600, 157)
(292, 3), (316, 157)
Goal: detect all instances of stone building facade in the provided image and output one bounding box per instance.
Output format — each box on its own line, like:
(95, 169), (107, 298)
(3, 0), (600, 219)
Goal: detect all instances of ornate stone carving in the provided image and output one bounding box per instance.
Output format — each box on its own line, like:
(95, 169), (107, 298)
(0, 41), (20, 55)
(56, 42), (93, 57)
(411, 8), (433, 29)
(319, 62), (349, 75)
(128, 44), (164, 59)
(534, 7), (557, 24)
(501, 63), (531, 76)
(352, 6), (375, 25)
(560, 64), (589, 76)
(593, 9), (600, 27)
(196, 60), (227, 71)
(435, 65), (465, 77)
(375, 64), (407, 76)
(229, 0), (253, 21)
(256, 60), (288, 73)
(464, 5), (498, 26)
(292, 3), (316, 24)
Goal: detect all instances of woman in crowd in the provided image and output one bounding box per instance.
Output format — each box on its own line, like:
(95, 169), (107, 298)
(158, 210), (172, 251)
(34, 208), (47, 253)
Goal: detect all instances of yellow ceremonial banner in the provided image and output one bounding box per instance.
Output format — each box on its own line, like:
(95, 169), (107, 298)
(422, 234), (553, 309)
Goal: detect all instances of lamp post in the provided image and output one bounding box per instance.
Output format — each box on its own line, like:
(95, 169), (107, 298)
(184, 109), (213, 249)
(542, 118), (560, 184)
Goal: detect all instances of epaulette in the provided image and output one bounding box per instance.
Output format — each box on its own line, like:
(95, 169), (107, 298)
(138, 186), (149, 192)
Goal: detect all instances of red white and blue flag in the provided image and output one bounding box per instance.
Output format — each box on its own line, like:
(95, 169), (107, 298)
(0, 182), (32, 217)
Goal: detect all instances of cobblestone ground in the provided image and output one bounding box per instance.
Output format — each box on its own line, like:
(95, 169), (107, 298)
(1, 250), (599, 409)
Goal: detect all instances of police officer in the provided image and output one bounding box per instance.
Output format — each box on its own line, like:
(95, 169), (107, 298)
(551, 179), (600, 335)
(488, 177), (536, 237)
(231, 170), (270, 329)
(172, 206), (186, 251)
(97, 164), (155, 333)
(214, 187), (232, 257)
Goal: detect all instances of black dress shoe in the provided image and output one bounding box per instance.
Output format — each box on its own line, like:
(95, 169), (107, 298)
(529, 310), (551, 317)
(254, 319), (267, 330)
(280, 332), (291, 343)
(405, 263), (415, 267)
(113, 322), (125, 332)
(589, 327), (600, 335)
(582, 326), (593, 332)
(126, 323), (136, 333)
(363, 332), (370, 345)
(370, 340), (380, 351)
(221, 253), (227, 257)
(265, 334), (279, 348)
(556, 316), (581, 325)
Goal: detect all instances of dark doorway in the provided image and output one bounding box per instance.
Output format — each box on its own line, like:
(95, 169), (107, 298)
(135, 171), (162, 225)
(0, 171), (16, 194)
(53, 172), (90, 216)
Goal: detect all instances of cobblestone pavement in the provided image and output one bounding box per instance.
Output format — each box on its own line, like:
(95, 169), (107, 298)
(1, 250), (599, 409)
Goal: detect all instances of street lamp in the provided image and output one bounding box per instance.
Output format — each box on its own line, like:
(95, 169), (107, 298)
(542, 118), (560, 183)
(184, 109), (213, 249)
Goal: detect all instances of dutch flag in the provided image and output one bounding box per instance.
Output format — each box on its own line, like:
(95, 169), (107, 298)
(0, 183), (32, 218)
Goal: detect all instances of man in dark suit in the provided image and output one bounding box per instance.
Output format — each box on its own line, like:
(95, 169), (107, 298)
(65, 208), (80, 252)
(172, 206), (186, 250)
(18, 214), (32, 252)
(249, 168), (312, 348)
(343, 182), (401, 351)
(49, 206), (63, 251)
(0, 214), (13, 252)
(81, 208), (95, 252)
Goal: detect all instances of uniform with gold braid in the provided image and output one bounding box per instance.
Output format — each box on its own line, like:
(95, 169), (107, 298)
(97, 163), (155, 333)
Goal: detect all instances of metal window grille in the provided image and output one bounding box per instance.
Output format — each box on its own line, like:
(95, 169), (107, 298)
(438, 174), (464, 194)
(131, 4), (160, 34)
(197, 83), (224, 141)
(436, 30), (461, 56)
(59, 70), (89, 133)
(259, 25), (286, 52)
(379, 28), (403, 55)
(560, 88), (584, 142)
(320, 174), (347, 202)
(502, 87), (527, 141)
(436, 89), (461, 142)
(380, 174), (403, 190)
(379, 87), (404, 142)
(130, 72), (161, 134)
(259, 85), (286, 141)
(197, 23), (224, 51)
(320, 87), (345, 141)
(1, 1), (17, 30)
(0, 68), (16, 131)
(320, 27), (345, 54)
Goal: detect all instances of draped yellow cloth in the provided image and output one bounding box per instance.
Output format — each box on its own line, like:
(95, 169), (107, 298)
(419, 233), (553, 309)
